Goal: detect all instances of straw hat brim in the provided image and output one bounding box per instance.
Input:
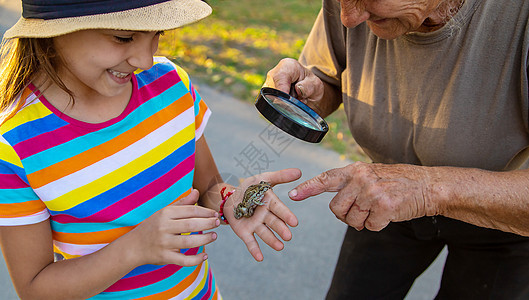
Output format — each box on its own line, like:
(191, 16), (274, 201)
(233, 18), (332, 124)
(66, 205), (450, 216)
(4, 0), (212, 39)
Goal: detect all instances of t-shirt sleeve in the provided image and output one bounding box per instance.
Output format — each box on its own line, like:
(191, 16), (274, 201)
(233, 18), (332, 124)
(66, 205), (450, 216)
(0, 135), (49, 226)
(191, 84), (211, 141)
(173, 64), (211, 140)
(299, 0), (346, 88)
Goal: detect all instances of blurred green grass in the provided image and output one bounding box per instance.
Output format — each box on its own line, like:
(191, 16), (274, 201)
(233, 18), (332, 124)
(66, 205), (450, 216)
(157, 0), (368, 162)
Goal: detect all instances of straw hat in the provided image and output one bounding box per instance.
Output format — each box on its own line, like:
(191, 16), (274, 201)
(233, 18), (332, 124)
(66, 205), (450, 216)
(4, 0), (212, 39)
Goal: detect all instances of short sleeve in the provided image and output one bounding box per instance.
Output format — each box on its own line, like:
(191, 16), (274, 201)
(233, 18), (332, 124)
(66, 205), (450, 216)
(299, 0), (346, 88)
(173, 64), (211, 140)
(0, 135), (49, 226)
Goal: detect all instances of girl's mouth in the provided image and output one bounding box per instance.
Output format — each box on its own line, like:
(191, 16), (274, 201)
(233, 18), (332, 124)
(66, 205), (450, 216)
(107, 69), (132, 83)
(108, 69), (130, 78)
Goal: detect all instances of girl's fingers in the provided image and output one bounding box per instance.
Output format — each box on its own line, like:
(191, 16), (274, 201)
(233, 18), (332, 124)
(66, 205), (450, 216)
(255, 224), (284, 251)
(165, 205), (218, 220)
(240, 234), (264, 262)
(260, 168), (302, 186)
(230, 168), (303, 261)
(173, 189), (200, 206)
(267, 196), (298, 227)
(264, 213), (292, 241)
(165, 251), (209, 267)
(166, 232), (218, 250)
(168, 217), (220, 234)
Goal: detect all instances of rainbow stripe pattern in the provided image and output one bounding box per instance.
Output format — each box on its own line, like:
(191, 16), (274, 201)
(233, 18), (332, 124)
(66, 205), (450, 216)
(0, 57), (221, 299)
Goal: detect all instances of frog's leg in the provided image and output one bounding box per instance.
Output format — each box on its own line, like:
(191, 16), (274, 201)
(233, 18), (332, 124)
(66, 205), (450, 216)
(234, 205), (245, 219)
(255, 196), (267, 206)
(248, 206), (255, 217)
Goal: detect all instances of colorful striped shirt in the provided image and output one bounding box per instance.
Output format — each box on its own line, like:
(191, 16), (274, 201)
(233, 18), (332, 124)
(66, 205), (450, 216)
(0, 57), (221, 299)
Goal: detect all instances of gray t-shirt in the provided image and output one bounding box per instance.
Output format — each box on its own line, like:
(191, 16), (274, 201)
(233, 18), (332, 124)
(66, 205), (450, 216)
(300, 0), (529, 171)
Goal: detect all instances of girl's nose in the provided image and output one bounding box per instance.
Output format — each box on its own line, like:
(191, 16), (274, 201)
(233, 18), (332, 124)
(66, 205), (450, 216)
(127, 38), (157, 71)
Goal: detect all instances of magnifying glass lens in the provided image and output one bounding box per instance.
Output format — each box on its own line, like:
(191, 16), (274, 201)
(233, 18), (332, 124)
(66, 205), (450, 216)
(255, 87), (329, 143)
(264, 94), (322, 130)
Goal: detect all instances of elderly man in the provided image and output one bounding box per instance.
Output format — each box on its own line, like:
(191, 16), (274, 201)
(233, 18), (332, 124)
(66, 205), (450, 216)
(265, 0), (529, 298)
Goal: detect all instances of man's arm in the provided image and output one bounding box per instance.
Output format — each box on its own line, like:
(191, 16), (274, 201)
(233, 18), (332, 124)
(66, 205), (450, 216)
(288, 161), (529, 236)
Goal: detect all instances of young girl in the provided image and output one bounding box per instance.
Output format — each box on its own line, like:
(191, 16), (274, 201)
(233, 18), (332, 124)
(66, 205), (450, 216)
(0, 1), (301, 299)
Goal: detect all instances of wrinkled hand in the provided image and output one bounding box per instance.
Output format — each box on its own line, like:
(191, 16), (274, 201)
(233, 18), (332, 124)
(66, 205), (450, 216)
(224, 168), (302, 261)
(264, 58), (325, 114)
(289, 162), (438, 231)
(125, 189), (220, 267)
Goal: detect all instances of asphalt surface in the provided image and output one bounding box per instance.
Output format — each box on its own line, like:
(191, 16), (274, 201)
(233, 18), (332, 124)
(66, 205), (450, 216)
(0, 1), (446, 299)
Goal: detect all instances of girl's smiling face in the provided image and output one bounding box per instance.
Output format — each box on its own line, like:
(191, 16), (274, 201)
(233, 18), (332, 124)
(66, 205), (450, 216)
(52, 29), (163, 101)
(336, 0), (448, 39)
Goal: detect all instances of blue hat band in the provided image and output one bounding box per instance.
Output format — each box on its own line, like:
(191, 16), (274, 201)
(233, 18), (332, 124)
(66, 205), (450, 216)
(22, 0), (172, 20)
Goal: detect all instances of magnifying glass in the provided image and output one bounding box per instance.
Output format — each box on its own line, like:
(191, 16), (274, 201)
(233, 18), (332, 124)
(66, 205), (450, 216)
(255, 87), (328, 143)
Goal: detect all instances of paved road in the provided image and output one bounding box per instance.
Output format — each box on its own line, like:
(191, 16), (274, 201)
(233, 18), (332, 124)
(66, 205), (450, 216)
(0, 1), (446, 299)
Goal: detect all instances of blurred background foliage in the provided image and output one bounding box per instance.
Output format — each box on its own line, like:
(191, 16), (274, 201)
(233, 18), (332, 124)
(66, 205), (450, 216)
(157, 0), (368, 162)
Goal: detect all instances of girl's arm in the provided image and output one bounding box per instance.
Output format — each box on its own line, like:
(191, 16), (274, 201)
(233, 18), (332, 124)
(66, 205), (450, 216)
(1, 219), (137, 299)
(193, 135), (225, 211)
(0, 191), (218, 300)
(194, 136), (301, 261)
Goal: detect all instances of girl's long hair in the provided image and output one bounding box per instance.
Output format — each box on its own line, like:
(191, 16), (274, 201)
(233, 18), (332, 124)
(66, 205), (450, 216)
(0, 37), (73, 125)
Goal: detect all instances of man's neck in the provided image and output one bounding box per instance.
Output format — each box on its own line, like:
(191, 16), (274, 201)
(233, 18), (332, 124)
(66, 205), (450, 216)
(418, 0), (466, 32)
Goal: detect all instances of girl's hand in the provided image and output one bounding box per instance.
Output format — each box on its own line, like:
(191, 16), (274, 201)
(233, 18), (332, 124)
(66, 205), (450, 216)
(123, 189), (220, 267)
(224, 168), (302, 261)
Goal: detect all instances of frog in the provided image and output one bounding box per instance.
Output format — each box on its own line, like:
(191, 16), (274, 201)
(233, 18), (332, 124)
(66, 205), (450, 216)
(233, 181), (272, 219)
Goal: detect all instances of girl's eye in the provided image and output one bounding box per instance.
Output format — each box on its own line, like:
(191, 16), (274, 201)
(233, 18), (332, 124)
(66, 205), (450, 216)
(113, 31), (163, 43)
(114, 36), (133, 43)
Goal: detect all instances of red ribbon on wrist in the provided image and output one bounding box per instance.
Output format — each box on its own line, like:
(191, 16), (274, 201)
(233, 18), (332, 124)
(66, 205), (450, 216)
(219, 187), (234, 224)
